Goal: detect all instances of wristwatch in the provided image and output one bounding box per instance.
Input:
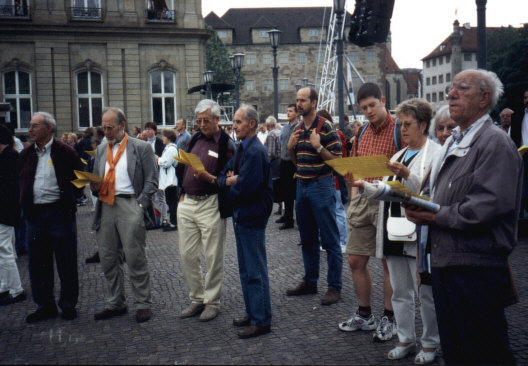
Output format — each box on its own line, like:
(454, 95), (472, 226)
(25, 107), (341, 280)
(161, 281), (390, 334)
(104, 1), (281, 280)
(211, 177), (217, 185)
(316, 145), (324, 154)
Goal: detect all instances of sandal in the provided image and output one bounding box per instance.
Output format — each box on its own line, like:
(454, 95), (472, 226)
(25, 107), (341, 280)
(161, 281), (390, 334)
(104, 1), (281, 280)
(414, 349), (436, 365)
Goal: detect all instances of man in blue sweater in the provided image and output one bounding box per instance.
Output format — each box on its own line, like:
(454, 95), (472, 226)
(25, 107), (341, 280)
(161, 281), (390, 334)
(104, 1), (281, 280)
(218, 105), (273, 339)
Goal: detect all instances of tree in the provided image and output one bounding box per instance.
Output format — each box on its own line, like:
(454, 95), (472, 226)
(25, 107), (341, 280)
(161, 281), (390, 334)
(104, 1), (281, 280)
(487, 24), (528, 117)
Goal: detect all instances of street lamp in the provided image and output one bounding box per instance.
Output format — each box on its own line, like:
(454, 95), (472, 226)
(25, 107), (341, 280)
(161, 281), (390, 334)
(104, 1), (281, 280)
(268, 28), (281, 120)
(334, 0), (346, 131)
(230, 52), (245, 111)
(203, 70), (214, 99)
(476, 0), (487, 69)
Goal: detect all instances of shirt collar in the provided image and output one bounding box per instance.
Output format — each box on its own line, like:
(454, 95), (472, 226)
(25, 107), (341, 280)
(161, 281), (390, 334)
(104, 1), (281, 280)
(240, 135), (255, 149)
(35, 137), (53, 152)
(450, 114), (488, 145)
(369, 111), (391, 134)
(200, 129), (221, 143)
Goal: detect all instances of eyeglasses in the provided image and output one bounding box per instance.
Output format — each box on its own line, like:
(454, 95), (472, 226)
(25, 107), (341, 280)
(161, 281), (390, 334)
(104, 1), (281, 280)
(395, 120), (418, 129)
(445, 82), (473, 95)
(196, 119), (212, 125)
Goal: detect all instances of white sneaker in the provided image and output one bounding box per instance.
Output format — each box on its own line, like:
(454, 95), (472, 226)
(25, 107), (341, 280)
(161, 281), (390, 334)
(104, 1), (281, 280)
(372, 315), (396, 342)
(338, 311), (376, 332)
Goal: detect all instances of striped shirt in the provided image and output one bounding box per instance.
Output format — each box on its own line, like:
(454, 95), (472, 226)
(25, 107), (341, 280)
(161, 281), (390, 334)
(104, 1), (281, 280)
(295, 115), (343, 179)
(354, 112), (399, 182)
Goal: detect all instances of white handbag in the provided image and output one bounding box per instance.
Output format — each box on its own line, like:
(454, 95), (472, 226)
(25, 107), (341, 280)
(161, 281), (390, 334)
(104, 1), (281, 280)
(386, 216), (417, 242)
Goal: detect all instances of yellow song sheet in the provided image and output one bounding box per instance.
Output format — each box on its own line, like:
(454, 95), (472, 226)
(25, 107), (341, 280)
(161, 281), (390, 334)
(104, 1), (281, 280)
(71, 170), (102, 189)
(173, 149), (205, 171)
(325, 155), (395, 179)
(85, 150), (96, 157)
(80, 158), (88, 165)
(385, 180), (431, 201)
(518, 145), (528, 156)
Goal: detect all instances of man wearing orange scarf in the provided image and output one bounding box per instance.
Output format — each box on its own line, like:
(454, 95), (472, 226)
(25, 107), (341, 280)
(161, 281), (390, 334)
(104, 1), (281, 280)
(90, 107), (158, 323)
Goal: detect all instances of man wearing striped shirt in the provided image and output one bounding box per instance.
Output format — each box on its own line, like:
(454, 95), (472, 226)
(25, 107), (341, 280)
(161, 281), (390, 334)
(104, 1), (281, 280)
(285, 87), (344, 306)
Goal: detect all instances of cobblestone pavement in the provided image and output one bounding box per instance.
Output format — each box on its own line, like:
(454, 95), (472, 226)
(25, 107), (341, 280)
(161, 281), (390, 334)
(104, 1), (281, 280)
(1, 203), (528, 365)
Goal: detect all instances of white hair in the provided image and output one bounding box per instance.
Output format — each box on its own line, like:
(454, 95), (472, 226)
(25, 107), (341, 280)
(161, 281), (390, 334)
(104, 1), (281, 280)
(34, 111), (56, 133)
(429, 105), (450, 138)
(195, 99), (221, 119)
(474, 69), (504, 112)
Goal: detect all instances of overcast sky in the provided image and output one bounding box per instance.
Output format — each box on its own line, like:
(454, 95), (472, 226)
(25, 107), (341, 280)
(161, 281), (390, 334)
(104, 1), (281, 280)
(202, 0), (528, 69)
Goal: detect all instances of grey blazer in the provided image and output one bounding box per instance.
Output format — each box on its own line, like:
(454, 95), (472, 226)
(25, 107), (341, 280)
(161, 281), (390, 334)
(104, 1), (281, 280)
(92, 136), (158, 230)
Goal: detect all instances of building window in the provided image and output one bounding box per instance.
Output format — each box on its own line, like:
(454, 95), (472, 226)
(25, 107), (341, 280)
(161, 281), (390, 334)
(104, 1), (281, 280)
(245, 54), (256, 65)
(297, 52), (306, 65)
(259, 30), (269, 38)
(150, 70), (176, 126)
(426, 77), (430, 86)
(426, 60), (430, 68)
(439, 56), (443, 65)
(279, 79), (289, 91)
(432, 58), (436, 66)
(439, 74), (444, 84)
(263, 53), (272, 65)
(439, 91), (444, 101)
(279, 52), (288, 64)
(366, 51), (376, 63)
(279, 103), (288, 114)
(308, 28), (319, 37)
(245, 80), (255, 91)
(263, 79), (272, 92)
(432, 76), (437, 85)
(446, 54), (451, 63)
(71, 0), (102, 19)
(2, 70), (32, 129)
(349, 51), (359, 63)
(315, 51), (324, 63)
(217, 30), (227, 39)
(464, 53), (472, 61)
(426, 93), (431, 102)
(446, 73), (451, 82)
(76, 71), (103, 128)
(146, 0), (175, 21)
(0, 0), (30, 17)
(432, 93), (437, 102)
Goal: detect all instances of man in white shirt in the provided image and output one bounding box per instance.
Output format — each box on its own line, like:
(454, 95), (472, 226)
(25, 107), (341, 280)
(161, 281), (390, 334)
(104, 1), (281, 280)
(500, 108), (513, 135)
(257, 123), (268, 144)
(91, 107), (158, 323)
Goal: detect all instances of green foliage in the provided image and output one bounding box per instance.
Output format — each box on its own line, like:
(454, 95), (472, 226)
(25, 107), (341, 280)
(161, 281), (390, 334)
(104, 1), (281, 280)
(487, 24), (528, 116)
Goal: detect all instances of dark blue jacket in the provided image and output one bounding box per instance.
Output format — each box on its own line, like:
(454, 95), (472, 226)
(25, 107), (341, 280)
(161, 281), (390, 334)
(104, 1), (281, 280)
(218, 135), (272, 228)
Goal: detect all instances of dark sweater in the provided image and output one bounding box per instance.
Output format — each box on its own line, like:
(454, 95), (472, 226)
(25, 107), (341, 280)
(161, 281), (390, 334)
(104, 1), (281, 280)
(0, 146), (20, 227)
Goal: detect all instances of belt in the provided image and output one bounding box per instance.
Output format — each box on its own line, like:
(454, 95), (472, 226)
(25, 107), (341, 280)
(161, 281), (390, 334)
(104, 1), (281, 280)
(186, 193), (214, 201)
(298, 173), (332, 184)
(116, 194), (136, 199)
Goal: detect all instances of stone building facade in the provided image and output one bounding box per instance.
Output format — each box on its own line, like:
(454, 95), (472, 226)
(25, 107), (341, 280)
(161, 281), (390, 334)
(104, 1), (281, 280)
(205, 7), (411, 121)
(0, 0), (208, 135)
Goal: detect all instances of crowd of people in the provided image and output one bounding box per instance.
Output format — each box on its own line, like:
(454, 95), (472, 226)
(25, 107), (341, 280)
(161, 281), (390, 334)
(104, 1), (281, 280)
(0, 68), (525, 365)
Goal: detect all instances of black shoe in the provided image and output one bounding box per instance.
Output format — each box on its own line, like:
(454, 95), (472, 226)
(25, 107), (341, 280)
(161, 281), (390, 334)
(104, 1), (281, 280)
(135, 309), (152, 323)
(286, 282), (317, 296)
(279, 222), (294, 230)
(163, 224), (177, 232)
(275, 216), (286, 224)
(0, 291), (27, 306)
(61, 308), (77, 320)
(85, 252), (100, 264)
(238, 325), (271, 339)
(26, 307), (58, 323)
(94, 307), (127, 320)
(233, 316), (251, 327)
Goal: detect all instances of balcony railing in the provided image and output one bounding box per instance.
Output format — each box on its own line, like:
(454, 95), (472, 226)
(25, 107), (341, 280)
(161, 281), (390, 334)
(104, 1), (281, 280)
(0, 4), (30, 18)
(71, 7), (101, 19)
(146, 9), (175, 22)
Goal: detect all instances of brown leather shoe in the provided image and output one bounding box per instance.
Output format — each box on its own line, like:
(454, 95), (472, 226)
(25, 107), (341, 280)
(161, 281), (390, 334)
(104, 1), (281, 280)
(135, 308), (152, 323)
(286, 282), (317, 296)
(233, 316), (251, 327)
(321, 288), (341, 305)
(94, 307), (127, 321)
(237, 325), (271, 339)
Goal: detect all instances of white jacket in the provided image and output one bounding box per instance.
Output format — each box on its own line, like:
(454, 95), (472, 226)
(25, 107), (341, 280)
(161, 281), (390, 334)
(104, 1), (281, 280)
(158, 142), (178, 190)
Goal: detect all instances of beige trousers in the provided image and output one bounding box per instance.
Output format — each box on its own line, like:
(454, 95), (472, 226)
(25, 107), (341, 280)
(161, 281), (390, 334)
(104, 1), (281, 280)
(177, 194), (226, 307)
(97, 196), (152, 310)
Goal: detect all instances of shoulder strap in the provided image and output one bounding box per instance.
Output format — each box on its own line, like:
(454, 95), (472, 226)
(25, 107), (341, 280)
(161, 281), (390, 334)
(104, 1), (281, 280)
(356, 121), (369, 146)
(393, 118), (401, 150)
(296, 115), (327, 133)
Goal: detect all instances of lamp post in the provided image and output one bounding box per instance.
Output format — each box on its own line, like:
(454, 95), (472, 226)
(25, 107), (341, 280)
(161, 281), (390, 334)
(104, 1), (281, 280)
(334, 0), (346, 131)
(268, 28), (281, 120)
(203, 70), (214, 99)
(476, 0), (487, 69)
(230, 53), (245, 111)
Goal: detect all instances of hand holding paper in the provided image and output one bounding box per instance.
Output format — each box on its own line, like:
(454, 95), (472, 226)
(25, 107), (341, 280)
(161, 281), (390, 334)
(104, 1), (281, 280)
(173, 149), (205, 171)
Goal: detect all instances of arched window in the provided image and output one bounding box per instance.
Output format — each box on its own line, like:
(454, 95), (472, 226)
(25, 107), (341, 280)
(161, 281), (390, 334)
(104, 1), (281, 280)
(150, 70), (176, 126)
(77, 71), (103, 128)
(2, 70), (32, 129)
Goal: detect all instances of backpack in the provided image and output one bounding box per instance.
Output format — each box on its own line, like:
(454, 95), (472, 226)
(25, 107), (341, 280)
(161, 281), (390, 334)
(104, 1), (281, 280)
(296, 115), (327, 134)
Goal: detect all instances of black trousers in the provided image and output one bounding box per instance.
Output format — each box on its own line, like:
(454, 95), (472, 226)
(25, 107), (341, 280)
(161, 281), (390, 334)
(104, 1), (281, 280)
(26, 203), (78, 311)
(279, 159), (296, 224)
(164, 186), (178, 225)
(431, 266), (515, 365)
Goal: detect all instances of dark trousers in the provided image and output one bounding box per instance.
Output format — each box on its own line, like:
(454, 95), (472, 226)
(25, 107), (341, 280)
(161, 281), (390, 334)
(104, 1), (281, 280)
(165, 186), (178, 225)
(279, 159), (296, 224)
(26, 203), (79, 311)
(431, 266), (515, 365)
(233, 222), (272, 327)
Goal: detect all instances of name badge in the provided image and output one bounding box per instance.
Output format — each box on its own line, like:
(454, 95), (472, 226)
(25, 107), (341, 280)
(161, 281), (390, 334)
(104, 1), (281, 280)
(48, 159), (54, 167)
(208, 150), (218, 158)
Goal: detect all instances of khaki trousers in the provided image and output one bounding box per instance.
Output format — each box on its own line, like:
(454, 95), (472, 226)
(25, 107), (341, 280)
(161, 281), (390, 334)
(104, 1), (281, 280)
(97, 196), (152, 310)
(177, 194), (226, 307)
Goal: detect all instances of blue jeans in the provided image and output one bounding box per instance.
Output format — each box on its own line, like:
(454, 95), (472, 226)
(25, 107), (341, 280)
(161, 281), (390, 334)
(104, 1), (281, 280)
(233, 222), (272, 327)
(296, 176), (343, 290)
(26, 203), (79, 311)
(335, 189), (347, 247)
